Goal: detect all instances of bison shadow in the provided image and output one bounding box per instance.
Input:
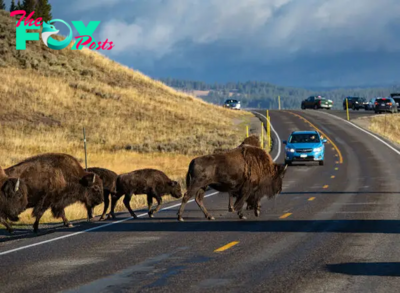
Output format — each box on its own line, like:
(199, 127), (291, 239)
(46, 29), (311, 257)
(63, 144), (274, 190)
(326, 262), (400, 277)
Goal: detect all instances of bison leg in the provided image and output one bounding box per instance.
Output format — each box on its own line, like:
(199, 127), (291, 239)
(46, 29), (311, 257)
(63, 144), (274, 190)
(228, 193), (234, 212)
(32, 199), (49, 233)
(177, 189), (197, 222)
(195, 188), (215, 220)
(233, 197), (247, 220)
(99, 190), (111, 221)
(147, 194), (154, 215)
(149, 194), (162, 218)
(107, 194), (122, 220)
(51, 207), (73, 228)
(0, 218), (14, 234)
(254, 200), (261, 217)
(123, 193), (138, 219)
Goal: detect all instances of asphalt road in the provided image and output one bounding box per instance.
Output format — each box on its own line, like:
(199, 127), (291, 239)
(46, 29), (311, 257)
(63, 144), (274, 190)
(1, 109), (400, 293)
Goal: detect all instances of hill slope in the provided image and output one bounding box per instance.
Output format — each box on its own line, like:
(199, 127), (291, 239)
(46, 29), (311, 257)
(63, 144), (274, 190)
(0, 11), (249, 225)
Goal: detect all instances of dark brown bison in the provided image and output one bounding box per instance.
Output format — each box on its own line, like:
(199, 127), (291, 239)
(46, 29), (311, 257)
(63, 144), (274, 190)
(5, 153), (104, 233)
(87, 167), (118, 221)
(177, 145), (287, 222)
(109, 169), (183, 219)
(0, 167), (28, 233)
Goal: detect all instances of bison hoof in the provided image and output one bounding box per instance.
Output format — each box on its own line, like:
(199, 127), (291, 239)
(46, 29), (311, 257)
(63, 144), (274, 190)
(178, 216), (184, 222)
(228, 207), (234, 212)
(239, 215), (247, 220)
(207, 216), (215, 220)
(67, 223), (74, 228)
(131, 214), (138, 219)
(255, 210), (260, 217)
(148, 212), (154, 218)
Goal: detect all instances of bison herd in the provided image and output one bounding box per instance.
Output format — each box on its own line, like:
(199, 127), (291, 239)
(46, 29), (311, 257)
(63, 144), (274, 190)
(0, 135), (288, 234)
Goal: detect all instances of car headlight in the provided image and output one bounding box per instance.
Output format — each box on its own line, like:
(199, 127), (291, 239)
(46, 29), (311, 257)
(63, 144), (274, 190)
(285, 147), (295, 153)
(313, 147), (322, 152)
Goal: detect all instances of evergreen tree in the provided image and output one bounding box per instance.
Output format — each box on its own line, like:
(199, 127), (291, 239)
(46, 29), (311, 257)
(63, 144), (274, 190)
(10, 0), (16, 12)
(36, 0), (52, 22)
(22, 0), (36, 14)
(15, 0), (23, 10)
(0, 0), (6, 10)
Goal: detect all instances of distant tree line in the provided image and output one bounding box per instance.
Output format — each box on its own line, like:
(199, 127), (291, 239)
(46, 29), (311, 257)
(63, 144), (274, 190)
(4, 0), (52, 22)
(160, 78), (400, 109)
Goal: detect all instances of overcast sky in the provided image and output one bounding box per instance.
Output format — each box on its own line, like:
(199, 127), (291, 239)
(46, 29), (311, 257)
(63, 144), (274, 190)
(6, 0), (400, 87)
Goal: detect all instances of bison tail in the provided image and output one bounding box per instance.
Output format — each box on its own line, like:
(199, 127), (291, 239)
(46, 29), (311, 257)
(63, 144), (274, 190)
(186, 159), (195, 189)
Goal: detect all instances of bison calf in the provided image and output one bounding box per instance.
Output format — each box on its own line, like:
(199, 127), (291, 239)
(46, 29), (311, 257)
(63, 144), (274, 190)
(0, 167), (28, 233)
(5, 153), (104, 233)
(87, 167), (118, 221)
(109, 169), (182, 219)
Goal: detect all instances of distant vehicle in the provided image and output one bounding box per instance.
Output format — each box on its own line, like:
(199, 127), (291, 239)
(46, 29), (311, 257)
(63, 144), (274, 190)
(390, 93), (400, 110)
(365, 97), (378, 111)
(301, 96), (333, 110)
(343, 97), (368, 110)
(282, 130), (327, 166)
(223, 99), (241, 110)
(374, 97), (398, 114)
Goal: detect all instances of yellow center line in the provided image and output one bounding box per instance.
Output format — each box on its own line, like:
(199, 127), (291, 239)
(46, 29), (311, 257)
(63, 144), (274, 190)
(214, 241), (239, 252)
(287, 111), (343, 164)
(279, 213), (292, 219)
(308, 197), (316, 201)
(323, 185), (329, 189)
(331, 175), (335, 178)
(335, 167), (339, 170)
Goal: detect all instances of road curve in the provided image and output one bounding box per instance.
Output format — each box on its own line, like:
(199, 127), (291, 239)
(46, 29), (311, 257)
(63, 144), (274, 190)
(1, 109), (400, 293)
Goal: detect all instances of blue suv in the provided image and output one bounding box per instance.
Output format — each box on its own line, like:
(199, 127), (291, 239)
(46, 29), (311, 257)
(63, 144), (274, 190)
(283, 131), (327, 166)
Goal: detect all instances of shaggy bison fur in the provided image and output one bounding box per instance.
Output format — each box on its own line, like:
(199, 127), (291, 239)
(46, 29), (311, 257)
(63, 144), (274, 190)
(0, 167), (28, 233)
(109, 169), (183, 219)
(5, 153), (104, 233)
(177, 145), (287, 221)
(87, 167), (118, 221)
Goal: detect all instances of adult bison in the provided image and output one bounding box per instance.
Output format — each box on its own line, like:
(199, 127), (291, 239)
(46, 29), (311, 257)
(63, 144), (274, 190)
(109, 169), (182, 219)
(0, 167), (28, 233)
(5, 153), (104, 233)
(177, 145), (287, 222)
(87, 167), (118, 221)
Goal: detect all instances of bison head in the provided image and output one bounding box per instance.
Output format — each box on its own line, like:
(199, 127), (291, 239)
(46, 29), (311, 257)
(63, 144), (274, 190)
(0, 178), (28, 222)
(80, 173), (104, 219)
(168, 180), (183, 198)
(272, 164), (288, 195)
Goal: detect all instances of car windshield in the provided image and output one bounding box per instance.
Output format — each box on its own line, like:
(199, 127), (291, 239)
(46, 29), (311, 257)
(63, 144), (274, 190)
(377, 98), (392, 103)
(225, 100), (238, 104)
(289, 134), (320, 143)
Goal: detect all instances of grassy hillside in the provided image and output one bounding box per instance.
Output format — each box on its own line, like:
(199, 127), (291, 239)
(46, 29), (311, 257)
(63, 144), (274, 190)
(0, 11), (250, 225)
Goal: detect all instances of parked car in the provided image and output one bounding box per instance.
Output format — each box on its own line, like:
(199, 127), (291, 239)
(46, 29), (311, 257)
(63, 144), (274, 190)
(365, 97), (378, 111)
(343, 97), (368, 110)
(301, 96), (333, 110)
(223, 99), (241, 110)
(390, 93), (400, 110)
(374, 97), (398, 114)
(282, 130), (327, 166)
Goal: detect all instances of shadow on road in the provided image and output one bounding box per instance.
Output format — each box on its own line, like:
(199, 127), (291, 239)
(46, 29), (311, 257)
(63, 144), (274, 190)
(281, 191), (400, 195)
(326, 262), (400, 276)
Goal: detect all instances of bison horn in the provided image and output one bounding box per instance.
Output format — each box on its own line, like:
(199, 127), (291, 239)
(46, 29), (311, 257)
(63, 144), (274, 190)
(15, 178), (20, 192)
(92, 174), (96, 184)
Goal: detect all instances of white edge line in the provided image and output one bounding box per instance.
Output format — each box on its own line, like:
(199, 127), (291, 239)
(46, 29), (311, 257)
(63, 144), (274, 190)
(251, 111), (282, 162)
(0, 192), (218, 256)
(0, 113), (281, 257)
(322, 112), (400, 156)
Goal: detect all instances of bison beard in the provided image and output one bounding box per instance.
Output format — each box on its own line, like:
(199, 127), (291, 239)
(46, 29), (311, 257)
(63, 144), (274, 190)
(5, 153), (104, 233)
(177, 145), (287, 221)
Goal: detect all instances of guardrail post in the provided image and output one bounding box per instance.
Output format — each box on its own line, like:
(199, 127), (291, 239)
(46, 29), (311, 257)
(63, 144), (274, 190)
(261, 122), (264, 148)
(346, 98), (350, 121)
(246, 125), (249, 138)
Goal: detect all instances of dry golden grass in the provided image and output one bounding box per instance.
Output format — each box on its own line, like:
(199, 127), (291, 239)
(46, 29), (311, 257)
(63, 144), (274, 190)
(0, 11), (251, 226)
(369, 114), (400, 144)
